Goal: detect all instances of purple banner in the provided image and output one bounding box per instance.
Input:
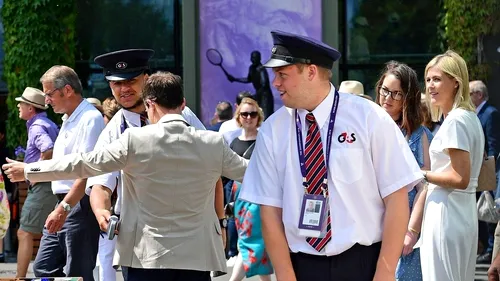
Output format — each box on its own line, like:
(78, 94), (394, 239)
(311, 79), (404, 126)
(199, 0), (323, 125)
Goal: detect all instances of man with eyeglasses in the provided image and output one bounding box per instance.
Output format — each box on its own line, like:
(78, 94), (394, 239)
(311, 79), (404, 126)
(237, 30), (422, 281)
(3, 71), (248, 281)
(87, 49), (207, 281)
(469, 80), (500, 265)
(32, 65), (105, 280)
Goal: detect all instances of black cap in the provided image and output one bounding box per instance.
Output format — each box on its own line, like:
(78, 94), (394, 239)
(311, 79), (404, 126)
(263, 30), (341, 69)
(94, 49), (155, 81)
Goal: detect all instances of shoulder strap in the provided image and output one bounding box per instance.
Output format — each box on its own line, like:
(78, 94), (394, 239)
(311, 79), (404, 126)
(242, 141), (256, 159)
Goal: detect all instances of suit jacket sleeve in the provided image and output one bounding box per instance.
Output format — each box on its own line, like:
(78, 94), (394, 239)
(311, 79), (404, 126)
(486, 109), (500, 158)
(25, 130), (130, 183)
(221, 139), (248, 182)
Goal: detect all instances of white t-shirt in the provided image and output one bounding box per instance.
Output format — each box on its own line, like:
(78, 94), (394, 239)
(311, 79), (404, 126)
(239, 85), (422, 256)
(52, 99), (105, 194)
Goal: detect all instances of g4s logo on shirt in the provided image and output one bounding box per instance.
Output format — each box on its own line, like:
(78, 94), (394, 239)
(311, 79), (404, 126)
(338, 132), (356, 144)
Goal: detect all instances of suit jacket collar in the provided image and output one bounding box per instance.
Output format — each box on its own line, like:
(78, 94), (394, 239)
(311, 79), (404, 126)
(158, 114), (189, 125)
(477, 101), (489, 117)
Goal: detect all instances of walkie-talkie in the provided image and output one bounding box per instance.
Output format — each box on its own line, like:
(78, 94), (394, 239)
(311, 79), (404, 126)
(107, 215), (119, 240)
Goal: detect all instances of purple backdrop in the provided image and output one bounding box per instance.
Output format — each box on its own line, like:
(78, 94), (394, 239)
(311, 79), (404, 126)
(199, 0), (323, 125)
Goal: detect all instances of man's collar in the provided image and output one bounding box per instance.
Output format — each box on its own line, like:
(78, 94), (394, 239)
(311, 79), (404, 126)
(62, 99), (89, 123)
(476, 100), (487, 114)
(158, 114), (188, 124)
(122, 109), (143, 127)
(297, 83), (335, 129)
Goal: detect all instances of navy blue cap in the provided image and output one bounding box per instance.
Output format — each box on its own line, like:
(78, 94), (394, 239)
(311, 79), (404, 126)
(94, 49), (155, 81)
(263, 30), (341, 69)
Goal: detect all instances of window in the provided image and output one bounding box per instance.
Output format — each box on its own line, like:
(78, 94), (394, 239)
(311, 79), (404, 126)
(75, 0), (182, 99)
(339, 0), (441, 98)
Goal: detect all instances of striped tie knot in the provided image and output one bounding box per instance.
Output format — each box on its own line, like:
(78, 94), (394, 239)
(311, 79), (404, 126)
(140, 112), (148, 127)
(306, 113), (316, 124)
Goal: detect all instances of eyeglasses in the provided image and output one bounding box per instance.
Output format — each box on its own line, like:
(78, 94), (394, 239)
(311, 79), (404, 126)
(240, 111), (258, 119)
(379, 87), (403, 101)
(44, 87), (62, 99)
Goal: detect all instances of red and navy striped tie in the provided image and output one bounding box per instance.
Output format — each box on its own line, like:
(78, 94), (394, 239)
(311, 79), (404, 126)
(304, 113), (331, 252)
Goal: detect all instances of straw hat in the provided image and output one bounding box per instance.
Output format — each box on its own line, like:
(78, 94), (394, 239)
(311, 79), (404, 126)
(15, 87), (48, 110)
(339, 80), (365, 96)
(86, 97), (102, 106)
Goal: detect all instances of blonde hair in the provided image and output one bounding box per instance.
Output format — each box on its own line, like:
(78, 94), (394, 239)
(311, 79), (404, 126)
(102, 97), (121, 120)
(235, 97), (264, 127)
(425, 50), (474, 121)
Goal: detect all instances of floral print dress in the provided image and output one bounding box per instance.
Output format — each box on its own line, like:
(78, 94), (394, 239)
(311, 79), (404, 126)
(233, 181), (273, 277)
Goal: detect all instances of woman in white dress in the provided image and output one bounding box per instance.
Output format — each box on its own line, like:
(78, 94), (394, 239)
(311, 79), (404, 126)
(419, 50), (485, 281)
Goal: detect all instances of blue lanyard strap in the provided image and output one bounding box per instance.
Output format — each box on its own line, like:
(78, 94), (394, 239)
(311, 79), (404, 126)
(120, 113), (128, 134)
(295, 90), (340, 189)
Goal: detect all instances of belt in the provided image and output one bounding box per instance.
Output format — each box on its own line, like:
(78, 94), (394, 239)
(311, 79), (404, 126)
(55, 193), (67, 202)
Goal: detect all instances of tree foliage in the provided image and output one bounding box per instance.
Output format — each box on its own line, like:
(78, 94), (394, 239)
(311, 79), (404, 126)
(442, 0), (500, 80)
(2, 0), (76, 149)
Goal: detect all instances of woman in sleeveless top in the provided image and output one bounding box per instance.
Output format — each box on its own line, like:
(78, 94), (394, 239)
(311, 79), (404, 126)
(376, 61), (432, 281)
(229, 97), (273, 281)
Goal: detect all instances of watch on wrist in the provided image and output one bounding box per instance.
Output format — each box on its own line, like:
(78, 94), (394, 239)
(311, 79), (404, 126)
(219, 218), (228, 229)
(60, 201), (71, 212)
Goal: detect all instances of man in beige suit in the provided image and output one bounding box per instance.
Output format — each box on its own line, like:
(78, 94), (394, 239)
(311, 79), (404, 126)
(3, 72), (248, 281)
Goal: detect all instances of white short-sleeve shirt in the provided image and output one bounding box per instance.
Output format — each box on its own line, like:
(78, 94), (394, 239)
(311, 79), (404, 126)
(86, 106), (206, 214)
(239, 85), (423, 256)
(52, 99), (105, 194)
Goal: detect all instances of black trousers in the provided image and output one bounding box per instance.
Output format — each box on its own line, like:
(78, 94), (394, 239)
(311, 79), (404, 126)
(290, 242), (381, 281)
(127, 267), (211, 281)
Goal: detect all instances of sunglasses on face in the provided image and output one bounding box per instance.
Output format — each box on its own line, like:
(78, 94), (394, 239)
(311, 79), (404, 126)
(240, 111), (258, 118)
(379, 87), (403, 101)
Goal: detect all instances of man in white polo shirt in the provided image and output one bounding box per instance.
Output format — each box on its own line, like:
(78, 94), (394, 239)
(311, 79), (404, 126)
(239, 31), (422, 281)
(32, 65), (105, 281)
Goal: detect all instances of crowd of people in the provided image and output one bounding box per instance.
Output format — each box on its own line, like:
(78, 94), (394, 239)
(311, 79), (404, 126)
(0, 29), (499, 281)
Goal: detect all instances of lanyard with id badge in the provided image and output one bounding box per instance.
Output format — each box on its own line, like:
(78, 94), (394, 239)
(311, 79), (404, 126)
(295, 90), (339, 238)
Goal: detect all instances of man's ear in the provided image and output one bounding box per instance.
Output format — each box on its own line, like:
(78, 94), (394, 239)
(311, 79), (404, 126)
(308, 65), (318, 81)
(180, 98), (186, 111)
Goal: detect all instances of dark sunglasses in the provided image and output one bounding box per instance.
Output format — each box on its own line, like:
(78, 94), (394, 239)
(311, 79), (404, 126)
(240, 111), (258, 118)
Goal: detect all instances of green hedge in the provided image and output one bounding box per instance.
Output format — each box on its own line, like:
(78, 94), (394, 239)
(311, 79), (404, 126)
(443, 0), (500, 80)
(2, 0), (77, 150)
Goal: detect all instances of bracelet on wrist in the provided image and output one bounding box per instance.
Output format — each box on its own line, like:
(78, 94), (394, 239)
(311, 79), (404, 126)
(408, 227), (419, 235)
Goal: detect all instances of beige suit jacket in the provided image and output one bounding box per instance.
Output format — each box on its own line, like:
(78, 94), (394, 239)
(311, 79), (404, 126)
(24, 114), (248, 272)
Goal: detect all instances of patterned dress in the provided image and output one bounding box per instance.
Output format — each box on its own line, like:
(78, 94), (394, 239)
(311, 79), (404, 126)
(395, 125), (433, 281)
(234, 181), (274, 277)
(0, 173), (10, 239)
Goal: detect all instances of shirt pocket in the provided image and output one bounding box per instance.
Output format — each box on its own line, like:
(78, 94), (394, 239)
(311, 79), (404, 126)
(329, 148), (364, 184)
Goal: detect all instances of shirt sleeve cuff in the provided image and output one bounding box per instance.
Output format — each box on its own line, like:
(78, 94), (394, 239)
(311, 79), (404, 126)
(238, 192), (283, 208)
(379, 172), (424, 198)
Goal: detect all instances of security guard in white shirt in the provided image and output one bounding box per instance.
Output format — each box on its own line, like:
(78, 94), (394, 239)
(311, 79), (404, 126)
(238, 30), (423, 281)
(87, 49), (207, 281)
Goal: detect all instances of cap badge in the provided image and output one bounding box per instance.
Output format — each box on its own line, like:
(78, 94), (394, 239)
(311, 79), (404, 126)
(116, 62), (127, 70)
(272, 46), (277, 54)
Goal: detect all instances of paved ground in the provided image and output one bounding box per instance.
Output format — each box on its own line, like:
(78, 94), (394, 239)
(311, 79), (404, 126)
(0, 262), (490, 280)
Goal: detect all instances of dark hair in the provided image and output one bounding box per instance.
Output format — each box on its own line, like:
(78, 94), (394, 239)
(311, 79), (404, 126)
(375, 61), (423, 135)
(34, 107), (45, 114)
(142, 72), (184, 110)
(236, 91), (254, 105)
(216, 101), (233, 120)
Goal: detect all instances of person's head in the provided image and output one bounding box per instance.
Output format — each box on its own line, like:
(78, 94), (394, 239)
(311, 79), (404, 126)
(102, 97), (121, 124)
(469, 80), (488, 107)
(251, 51), (261, 65)
(40, 65), (83, 115)
(142, 72), (185, 124)
(86, 97), (103, 114)
(216, 101), (233, 121)
(235, 97), (264, 131)
(263, 30), (341, 111)
(375, 61), (422, 135)
(15, 87), (48, 121)
(236, 91), (254, 107)
(94, 49), (155, 112)
(339, 80), (364, 96)
(425, 50), (474, 120)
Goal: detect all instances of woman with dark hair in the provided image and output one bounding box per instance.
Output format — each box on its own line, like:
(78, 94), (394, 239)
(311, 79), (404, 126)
(375, 61), (432, 281)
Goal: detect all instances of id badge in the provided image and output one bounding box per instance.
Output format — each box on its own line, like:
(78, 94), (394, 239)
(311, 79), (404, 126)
(298, 193), (328, 238)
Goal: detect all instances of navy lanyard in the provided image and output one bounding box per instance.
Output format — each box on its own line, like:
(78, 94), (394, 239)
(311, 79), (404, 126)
(295, 90), (340, 192)
(120, 113), (128, 134)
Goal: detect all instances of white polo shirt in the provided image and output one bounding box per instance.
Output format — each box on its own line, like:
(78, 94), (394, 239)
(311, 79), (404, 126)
(86, 106), (206, 214)
(239, 85), (422, 256)
(51, 99), (105, 194)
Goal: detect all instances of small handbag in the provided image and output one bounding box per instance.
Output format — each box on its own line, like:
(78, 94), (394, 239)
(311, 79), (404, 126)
(477, 154), (496, 192)
(478, 191), (500, 223)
